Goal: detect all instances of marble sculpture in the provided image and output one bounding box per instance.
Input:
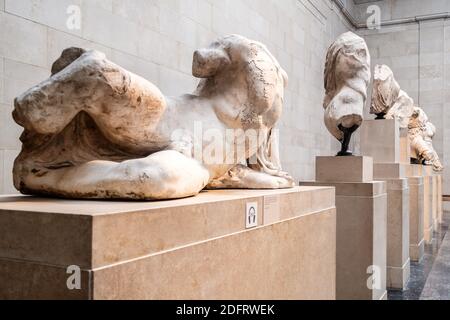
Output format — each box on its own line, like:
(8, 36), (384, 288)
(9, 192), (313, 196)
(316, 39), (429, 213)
(371, 64), (415, 128)
(323, 32), (371, 156)
(371, 64), (443, 171)
(12, 35), (295, 200)
(409, 107), (444, 171)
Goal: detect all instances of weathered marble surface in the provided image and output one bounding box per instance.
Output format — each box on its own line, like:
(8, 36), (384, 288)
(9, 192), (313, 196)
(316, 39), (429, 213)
(12, 35), (295, 200)
(371, 64), (415, 128)
(409, 108), (443, 172)
(323, 32), (371, 156)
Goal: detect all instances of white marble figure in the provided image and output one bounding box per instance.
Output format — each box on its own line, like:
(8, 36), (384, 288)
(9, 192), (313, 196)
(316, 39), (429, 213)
(12, 35), (295, 200)
(408, 107), (443, 171)
(371, 64), (415, 128)
(323, 32), (371, 156)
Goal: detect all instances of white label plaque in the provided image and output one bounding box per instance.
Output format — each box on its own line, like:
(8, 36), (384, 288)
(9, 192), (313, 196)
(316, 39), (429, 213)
(246, 202), (258, 229)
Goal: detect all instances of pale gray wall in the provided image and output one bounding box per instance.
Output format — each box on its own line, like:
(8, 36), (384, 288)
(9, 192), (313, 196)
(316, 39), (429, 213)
(353, 0), (450, 23)
(354, 0), (450, 195)
(0, 0), (353, 194)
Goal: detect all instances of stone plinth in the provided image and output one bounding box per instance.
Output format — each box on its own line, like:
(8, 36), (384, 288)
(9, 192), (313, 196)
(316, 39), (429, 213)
(384, 179), (410, 289)
(370, 165), (410, 289)
(361, 120), (402, 164)
(0, 187), (336, 300)
(399, 128), (411, 164)
(406, 164), (423, 177)
(302, 156), (387, 300)
(422, 166), (434, 244)
(408, 177), (425, 262)
(406, 164), (431, 246)
(361, 120), (411, 290)
(316, 156), (373, 183)
(431, 172), (438, 230)
(437, 174), (443, 224)
(373, 163), (408, 179)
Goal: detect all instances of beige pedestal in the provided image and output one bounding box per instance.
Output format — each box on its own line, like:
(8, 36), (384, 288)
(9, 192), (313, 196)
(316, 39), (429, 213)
(301, 156), (387, 300)
(371, 164), (410, 290)
(361, 119), (408, 164)
(384, 179), (410, 289)
(399, 128), (411, 164)
(408, 177), (425, 262)
(431, 173), (438, 230)
(408, 165), (434, 244)
(360, 120), (411, 290)
(316, 156), (373, 182)
(422, 167), (434, 244)
(0, 187), (336, 300)
(437, 174), (443, 224)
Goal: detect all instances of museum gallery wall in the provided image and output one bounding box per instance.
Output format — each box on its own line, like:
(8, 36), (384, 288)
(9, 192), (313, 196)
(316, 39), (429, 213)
(0, 0), (352, 194)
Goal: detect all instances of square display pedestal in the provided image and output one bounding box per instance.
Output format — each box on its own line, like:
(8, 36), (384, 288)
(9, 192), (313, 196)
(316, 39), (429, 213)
(384, 179), (410, 290)
(360, 119), (410, 164)
(422, 166), (435, 244)
(0, 187), (337, 300)
(371, 163), (410, 290)
(408, 176), (425, 262)
(302, 156), (387, 300)
(436, 174), (443, 224)
(431, 173), (438, 230)
(407, 164), (433, 244)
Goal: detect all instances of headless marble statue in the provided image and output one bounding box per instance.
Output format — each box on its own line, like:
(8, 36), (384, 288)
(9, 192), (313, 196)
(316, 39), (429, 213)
(323, 32), (371, 156)
(12, 35), (295, 200)
(408, 107), (444, 171)
(371, 64), (443, 172)
(371, 64), (415, 128)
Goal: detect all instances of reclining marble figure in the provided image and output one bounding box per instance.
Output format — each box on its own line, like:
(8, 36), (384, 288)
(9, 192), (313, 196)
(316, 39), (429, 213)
(12, 35), (295, 200)
(409, 107), (444, 171)
(371, 64), (443, 171)
(323, 32), (371, 156)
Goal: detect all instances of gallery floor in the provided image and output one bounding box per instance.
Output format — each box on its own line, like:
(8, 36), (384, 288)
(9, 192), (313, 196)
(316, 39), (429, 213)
(389, 209), (450, 300)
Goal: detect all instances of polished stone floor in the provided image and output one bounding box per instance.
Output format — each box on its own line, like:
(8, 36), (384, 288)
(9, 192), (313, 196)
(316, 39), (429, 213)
(388, 210), (450, 300)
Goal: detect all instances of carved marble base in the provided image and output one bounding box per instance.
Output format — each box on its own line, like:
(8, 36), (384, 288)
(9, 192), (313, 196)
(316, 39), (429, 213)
(0, 187), (336, 300)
